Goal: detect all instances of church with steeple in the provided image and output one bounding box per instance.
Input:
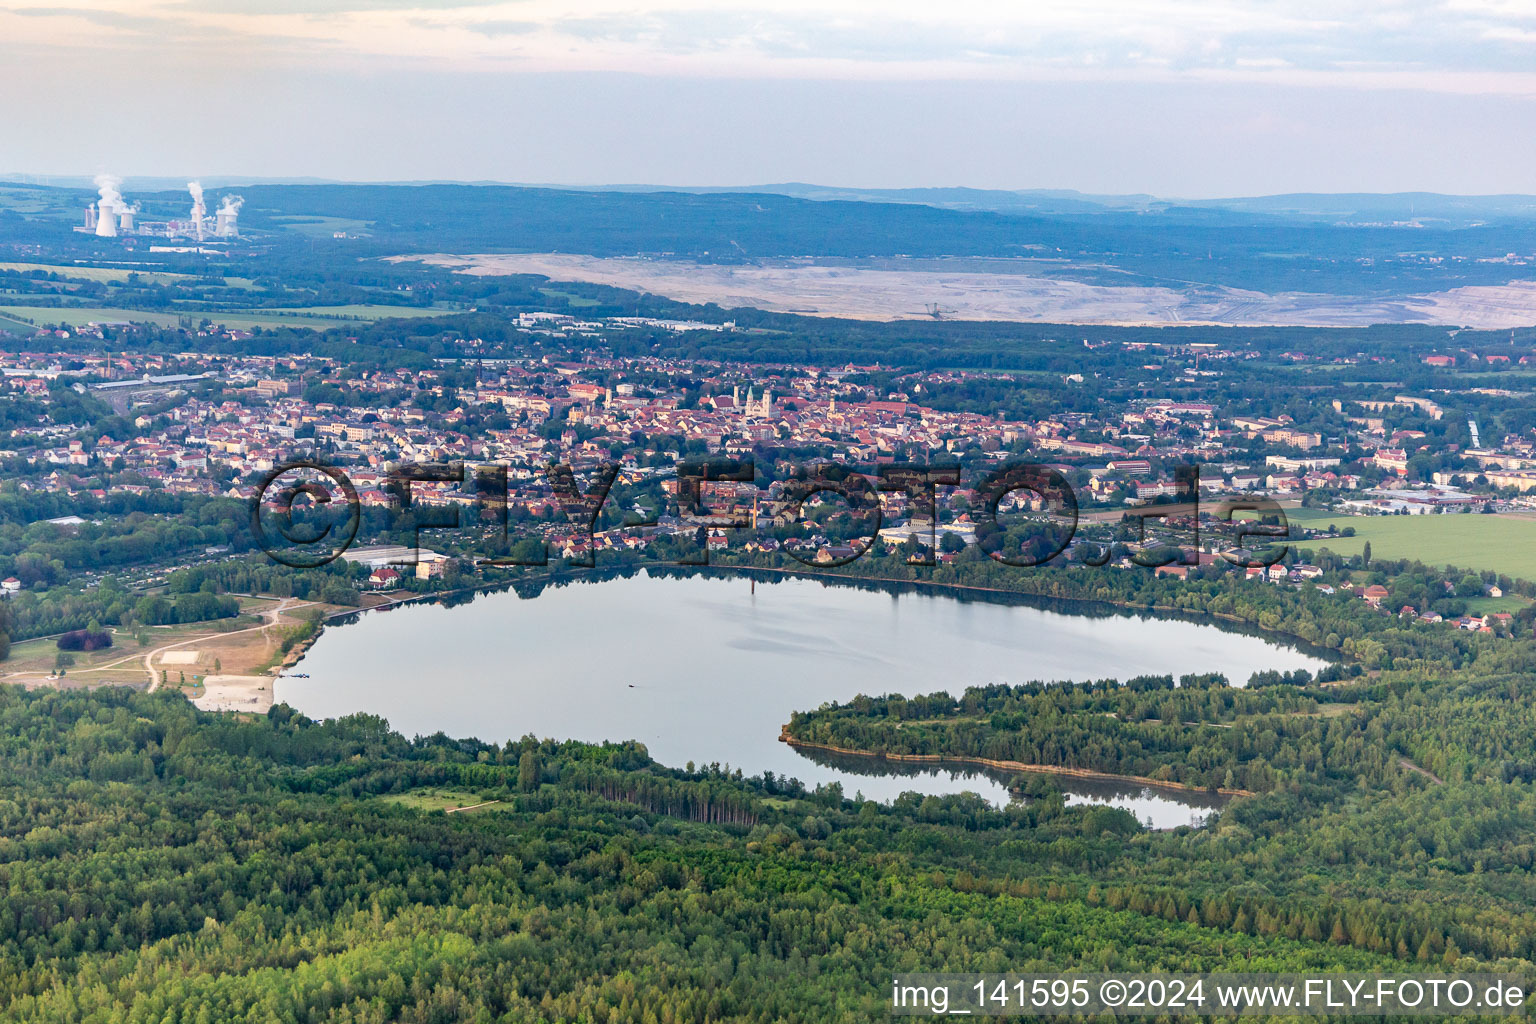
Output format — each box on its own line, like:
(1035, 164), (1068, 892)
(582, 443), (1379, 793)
(732, 384), (774, 419)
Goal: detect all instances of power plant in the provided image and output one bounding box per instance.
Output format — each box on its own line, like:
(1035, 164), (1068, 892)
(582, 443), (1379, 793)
(213, 194), (243, 238)
(75, 176), (241, 241)
(87, 175), (127, 237)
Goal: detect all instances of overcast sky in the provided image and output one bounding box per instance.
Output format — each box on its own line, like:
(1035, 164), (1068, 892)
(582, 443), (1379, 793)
(6, 0), (1536, 195)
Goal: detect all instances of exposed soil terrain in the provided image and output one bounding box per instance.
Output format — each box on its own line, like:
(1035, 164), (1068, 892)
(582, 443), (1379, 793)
(398, 253), (1536, 327)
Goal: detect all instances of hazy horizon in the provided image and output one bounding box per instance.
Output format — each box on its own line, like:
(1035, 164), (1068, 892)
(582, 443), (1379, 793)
(6, 2), (1536, 195)
(8, 175), (1536, 207)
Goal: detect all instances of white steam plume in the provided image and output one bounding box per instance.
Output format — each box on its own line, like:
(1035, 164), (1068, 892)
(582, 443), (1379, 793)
(214, 194), (244, 237)
(94, 174), (122, 237)
(188, 181), (206, 239)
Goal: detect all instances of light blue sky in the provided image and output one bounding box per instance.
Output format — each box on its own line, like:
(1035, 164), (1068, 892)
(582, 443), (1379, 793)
(5, 1), (1536, 194)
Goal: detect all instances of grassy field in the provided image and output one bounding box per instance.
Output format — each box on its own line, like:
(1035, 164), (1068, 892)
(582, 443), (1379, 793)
(1453, 371), (1536, 383)
(1462, 594), (1530, 614)
(0, 305), (331, 330)
(380, 788), (504, 813)
(0, 262), (192, 285)
(0, 632), (150, 686)
(0, 615), (256, 685)
(0, 304), (446, 331)
(0, 186), (73, 216)
(1285, 508), (1536, 579)
(1276, 507), (1347, 524)
(246, 304), (453, 319)
(266, 215), (373, 237)
(0, 597), (337, 691)
(536, 287), (601, 308)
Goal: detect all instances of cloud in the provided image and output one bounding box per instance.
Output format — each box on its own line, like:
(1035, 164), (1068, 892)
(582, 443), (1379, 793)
(9, 0), (1536, 91)
(8, 5), (171, 32)
(460, 18), (539, 38)
(172, 0), (510, 12)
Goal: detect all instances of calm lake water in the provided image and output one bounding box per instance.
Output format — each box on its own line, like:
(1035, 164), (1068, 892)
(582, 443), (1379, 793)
(280, 570), (1326, 828)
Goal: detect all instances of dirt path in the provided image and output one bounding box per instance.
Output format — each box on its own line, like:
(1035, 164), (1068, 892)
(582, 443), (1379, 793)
(445, 800), (501, 814)
(145, 599), (309, 692)
(1398, 757), (1445, 785)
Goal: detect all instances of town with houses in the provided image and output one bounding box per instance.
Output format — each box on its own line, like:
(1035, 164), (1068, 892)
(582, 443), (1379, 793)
(3, 314), (1534, 638)
(15, 9), (1536, 1005)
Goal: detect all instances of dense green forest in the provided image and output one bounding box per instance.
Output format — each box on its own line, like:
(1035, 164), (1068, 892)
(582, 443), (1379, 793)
(785, 674), (1357, 794)
(0, 685), (1517, 1023)
(6, 179), (1536, 1020)
(781, 667), (1536, 963)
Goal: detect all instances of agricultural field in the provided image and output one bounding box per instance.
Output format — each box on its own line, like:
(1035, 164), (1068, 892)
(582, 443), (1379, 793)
(266, 214), (373, 237)
(0, 262), (193, 285)
(0, 185), (77, 216)
(246, 303), (454, 319)
(0, 303), (446, 331)
(1286, 506), (1536, 580)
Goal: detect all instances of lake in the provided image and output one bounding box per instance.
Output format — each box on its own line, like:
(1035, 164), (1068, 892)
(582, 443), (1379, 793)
(280, 570), (1327, 827)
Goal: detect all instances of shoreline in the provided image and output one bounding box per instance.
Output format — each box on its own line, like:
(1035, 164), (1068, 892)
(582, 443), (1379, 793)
(709, 562), (1340, 665)
(272, 567), (609, 682)
(779, 729), (1257, 798)
(280, 559), (1340, 688)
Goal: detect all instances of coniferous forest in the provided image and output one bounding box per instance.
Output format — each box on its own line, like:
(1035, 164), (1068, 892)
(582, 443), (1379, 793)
(0, 677), (1529, 1022)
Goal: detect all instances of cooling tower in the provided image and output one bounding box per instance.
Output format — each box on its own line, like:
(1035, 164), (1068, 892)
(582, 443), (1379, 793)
(214, 196), (242, 238)
(95, 201), (118, 237)
(93, 174), (123, 237)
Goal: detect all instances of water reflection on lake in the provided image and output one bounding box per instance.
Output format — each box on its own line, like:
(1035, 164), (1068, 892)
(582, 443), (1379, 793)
(281, 570), (1325, 827)
(796, 747), (1230, 830)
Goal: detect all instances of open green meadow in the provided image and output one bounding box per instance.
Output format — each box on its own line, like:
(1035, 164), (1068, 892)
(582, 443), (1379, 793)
(536, 287), (602, 308)
(0, 306), (345, 330)
(0, 186), (75, 216)
(1462, 593), (1530, 614)
(1284, 507), (1536, 580)
(0, 303), (454, 331)
(0, 262), (193, 285)
(248, 304), (453, 319)
(379, 788), (503, 813)
(266, 214), (374, 237)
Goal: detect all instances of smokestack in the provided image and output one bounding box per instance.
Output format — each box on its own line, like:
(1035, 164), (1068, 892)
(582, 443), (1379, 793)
(214, 194), (243, 238)
(187, 181), (206, 240)
(84, 204), (97, 231)
(94, 174), (122, 237)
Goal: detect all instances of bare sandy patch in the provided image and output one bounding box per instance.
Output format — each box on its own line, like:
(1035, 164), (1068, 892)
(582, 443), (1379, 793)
(1403, 282), (1536, 329)
(193, 675), (274, 713)
(393, 253), (1536, 328)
